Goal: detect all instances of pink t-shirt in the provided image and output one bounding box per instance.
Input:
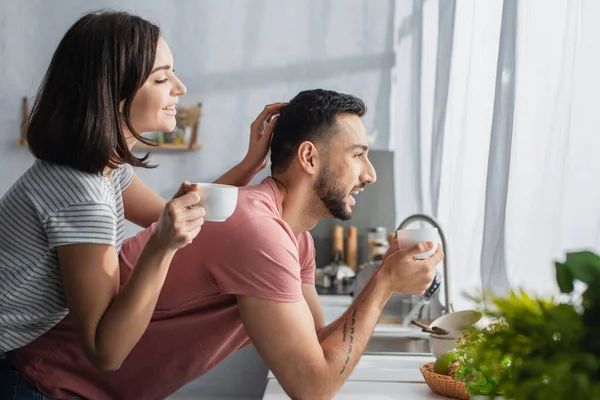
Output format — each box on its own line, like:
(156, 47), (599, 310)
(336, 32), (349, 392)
(11, 178), (316, 400)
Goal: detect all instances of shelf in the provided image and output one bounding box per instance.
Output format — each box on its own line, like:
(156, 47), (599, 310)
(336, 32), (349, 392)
(16, 97), (203, 153)
(14, 140), (201, 152)
(132, 142), (202, 151)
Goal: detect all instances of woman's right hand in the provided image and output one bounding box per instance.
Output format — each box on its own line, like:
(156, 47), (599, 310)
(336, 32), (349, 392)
(152, 181), (205, 251)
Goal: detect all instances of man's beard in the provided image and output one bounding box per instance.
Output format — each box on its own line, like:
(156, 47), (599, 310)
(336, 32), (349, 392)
(313, 166), (352, 220)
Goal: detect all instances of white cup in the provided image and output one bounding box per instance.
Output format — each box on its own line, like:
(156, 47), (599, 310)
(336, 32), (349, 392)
(396, 228), (439, 259)
(193, 183), (238, 222)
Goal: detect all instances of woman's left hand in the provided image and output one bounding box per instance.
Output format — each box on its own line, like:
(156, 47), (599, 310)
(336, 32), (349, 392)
(241, 102), (287, 173)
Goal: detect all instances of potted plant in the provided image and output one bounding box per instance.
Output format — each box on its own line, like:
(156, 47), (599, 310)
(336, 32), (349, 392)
(454, 251), (600, 400)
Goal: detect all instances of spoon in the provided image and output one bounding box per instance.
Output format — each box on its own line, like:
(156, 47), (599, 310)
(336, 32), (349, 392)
(410, 320), (450, 335)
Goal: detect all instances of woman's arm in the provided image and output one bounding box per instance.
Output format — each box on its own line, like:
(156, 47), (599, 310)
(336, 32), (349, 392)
(122, 173), (167, 228)
(213, 102), (285, 186)
(60, 189), (204, 370)
(123, 102), (286, 226)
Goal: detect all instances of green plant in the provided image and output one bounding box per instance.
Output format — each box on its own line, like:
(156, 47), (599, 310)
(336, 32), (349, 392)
(458, 251), (600, 400)
(453, 320), (510, 396)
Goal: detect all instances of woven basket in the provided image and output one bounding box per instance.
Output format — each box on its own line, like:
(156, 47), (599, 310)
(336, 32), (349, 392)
(420, 362), (470, 400)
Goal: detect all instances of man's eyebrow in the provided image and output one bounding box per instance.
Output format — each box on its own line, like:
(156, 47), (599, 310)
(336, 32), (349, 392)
(347, 144), (369, 152)
(151, 65), (171, 74)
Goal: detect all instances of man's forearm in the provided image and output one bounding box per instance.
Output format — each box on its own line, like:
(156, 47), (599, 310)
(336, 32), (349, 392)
(318, 271), (391, 386)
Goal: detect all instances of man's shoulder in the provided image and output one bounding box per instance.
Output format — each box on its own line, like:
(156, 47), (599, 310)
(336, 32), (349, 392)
(229, 179), (282, 223)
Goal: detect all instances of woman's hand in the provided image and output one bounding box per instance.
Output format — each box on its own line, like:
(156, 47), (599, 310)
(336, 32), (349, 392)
(212, 102), (287, 187)
(241, 102), (287, 174)
(152, 181), (205, 250)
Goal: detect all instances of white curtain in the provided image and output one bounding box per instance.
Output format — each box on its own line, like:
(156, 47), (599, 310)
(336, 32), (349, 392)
(391, 0), (600, 310)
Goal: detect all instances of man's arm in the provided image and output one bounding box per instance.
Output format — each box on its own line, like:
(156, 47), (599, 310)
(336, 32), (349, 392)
(301, 283), (349, 344)
(237, 271), (391, 400)
(302, 283), (326, 335)
(238, 241), (442, 400)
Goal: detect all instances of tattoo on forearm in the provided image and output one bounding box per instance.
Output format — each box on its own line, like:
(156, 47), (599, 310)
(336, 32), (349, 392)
(339, 306), (358, 375)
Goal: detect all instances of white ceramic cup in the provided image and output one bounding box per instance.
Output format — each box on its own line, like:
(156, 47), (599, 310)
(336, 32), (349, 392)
(396, 228), (439, 259)
(192, 183), (238, 222)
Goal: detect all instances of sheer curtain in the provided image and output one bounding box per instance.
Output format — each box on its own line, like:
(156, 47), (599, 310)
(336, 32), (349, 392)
(391, 0), (600, 310)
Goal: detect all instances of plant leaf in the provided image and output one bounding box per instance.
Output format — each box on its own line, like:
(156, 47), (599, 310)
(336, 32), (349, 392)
(556, 262), (574, 294)
(564, 251), (600, 284)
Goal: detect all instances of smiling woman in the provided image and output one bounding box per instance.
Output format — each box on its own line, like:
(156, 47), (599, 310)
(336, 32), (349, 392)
(1, 10), (205, 373)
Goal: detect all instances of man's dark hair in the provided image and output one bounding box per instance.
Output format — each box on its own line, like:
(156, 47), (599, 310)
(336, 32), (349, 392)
(270, 89), (366, 174)
(27, 10), (160, 174)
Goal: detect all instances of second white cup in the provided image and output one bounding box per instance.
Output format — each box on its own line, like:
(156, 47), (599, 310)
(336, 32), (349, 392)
(396, 228), (439, 259)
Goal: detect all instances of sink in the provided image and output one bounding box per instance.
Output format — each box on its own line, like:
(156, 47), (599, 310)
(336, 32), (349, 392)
(364, 327), (432, 355)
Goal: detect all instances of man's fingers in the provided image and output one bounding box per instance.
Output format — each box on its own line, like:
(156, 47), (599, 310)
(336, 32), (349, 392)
(427, 244), (444, 265)
(404, 241), (434, 257)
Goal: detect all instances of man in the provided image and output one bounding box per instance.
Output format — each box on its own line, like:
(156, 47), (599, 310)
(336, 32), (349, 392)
(10, 89), (442, 400)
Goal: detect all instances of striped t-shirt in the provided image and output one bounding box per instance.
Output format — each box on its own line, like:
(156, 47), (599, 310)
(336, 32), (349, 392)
(0, 159), (134, 354)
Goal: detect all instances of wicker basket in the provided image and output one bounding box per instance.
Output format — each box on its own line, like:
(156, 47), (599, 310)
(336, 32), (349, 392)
(420, 362), (470, 400)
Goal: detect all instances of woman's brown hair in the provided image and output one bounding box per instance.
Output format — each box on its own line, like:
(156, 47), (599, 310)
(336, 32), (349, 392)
(27, 10), (160, 174)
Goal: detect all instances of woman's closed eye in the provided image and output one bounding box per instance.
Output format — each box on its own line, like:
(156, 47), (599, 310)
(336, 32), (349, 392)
(155, 70), (175, 84)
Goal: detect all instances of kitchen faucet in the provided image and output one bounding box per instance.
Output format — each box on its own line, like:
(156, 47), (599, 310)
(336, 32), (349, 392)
(397, 214), (453, 326)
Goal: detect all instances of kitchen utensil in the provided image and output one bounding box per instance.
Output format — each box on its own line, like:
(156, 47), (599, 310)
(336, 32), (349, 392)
(410, 320), (450, 335)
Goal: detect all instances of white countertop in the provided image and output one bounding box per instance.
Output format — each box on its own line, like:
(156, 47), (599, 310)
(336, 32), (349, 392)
(267, 354), (434, 383)
(263, 354), (442, 399)
(262, 295), (444, 399)
(263, 379), (445, 400)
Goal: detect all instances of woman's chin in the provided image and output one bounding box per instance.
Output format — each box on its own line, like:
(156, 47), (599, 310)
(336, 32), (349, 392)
(164, 123), (177, 133)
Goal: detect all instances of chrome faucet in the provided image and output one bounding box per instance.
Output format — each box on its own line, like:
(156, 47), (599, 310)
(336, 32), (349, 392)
(397, 214), (453, 326)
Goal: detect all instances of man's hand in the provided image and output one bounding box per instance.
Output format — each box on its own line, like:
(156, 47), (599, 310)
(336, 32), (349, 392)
(378, 240), (444, 295)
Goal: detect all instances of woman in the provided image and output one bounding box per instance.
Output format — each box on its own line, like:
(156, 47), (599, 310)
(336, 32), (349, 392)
(0, 8), (282, 386)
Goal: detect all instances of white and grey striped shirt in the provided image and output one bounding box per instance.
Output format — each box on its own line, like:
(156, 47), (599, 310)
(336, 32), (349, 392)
(0, 159), (134, 354)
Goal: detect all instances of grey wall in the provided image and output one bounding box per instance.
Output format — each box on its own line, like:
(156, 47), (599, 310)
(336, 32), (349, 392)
(0, 0), (395, 196)
(0, 1), (396, 398)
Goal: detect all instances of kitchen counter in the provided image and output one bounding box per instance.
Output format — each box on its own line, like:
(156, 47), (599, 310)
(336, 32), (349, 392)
(315, 284), (355, 296)
(263, 379), (444, 399)
(263, 354), (443, 399)
(262, 295), (445, 399)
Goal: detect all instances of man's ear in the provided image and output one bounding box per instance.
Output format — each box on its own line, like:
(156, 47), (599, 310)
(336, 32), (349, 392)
(297, 141), (320, 176)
